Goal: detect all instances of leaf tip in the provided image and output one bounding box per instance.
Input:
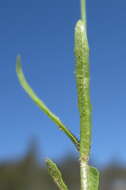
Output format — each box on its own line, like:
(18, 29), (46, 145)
(16, 54), (22, 73)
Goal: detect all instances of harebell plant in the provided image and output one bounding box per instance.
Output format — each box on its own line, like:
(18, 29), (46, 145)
(16, 0), (100, 189)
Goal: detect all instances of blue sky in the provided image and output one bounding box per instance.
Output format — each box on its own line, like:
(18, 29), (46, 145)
(0, 0), (126, 167)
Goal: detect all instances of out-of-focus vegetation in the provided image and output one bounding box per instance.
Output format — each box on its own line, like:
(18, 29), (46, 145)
(0, 142), (125, 190)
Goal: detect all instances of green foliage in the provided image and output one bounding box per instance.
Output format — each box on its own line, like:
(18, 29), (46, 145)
(16, 0), (100, 189)
(16, 55), (79, 151)
(75, 19), (91, 160)
(88, 166), (99, 190)
(46, 159), (69, 190)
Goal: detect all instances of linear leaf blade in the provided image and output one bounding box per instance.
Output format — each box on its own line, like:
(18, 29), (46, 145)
(16, 55), (80, 151)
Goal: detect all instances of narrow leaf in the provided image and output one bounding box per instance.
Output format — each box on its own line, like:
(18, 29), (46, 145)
(16, 55), (80, 151)
(46, 159), (69, 190)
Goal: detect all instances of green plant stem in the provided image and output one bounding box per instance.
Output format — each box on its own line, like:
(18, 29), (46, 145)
(75, 2), (92, 190)
(80, 0), (86, 22)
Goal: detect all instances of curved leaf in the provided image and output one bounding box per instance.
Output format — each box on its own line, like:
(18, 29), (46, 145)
(16, 55), (80, 151)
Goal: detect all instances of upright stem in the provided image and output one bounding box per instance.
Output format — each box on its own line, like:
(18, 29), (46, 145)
(75, 1), (91, 190)
(80, 0), (86, 22)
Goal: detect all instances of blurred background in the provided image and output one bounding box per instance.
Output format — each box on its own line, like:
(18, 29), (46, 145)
(0, 0), (126, 189)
